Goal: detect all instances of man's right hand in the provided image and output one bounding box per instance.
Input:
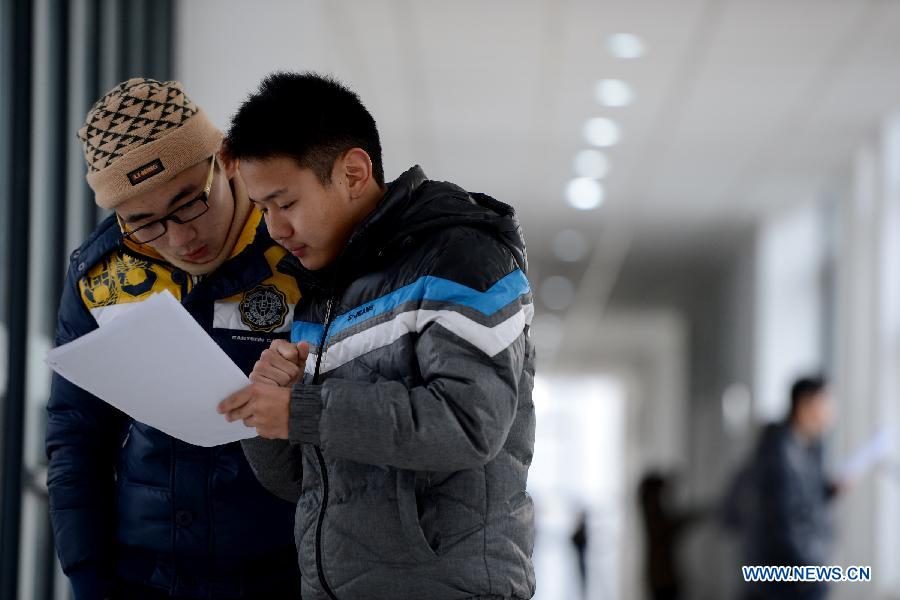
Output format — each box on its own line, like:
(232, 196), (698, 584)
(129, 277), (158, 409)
(249, 340), (310, 387)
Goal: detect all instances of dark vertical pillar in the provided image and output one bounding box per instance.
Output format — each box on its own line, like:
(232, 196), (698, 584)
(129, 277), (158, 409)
(83, 0), (101, 233)
(1, 0), (34, 596)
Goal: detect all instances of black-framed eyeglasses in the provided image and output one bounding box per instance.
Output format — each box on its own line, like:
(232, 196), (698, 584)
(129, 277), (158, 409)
(120, 157), (216, 244)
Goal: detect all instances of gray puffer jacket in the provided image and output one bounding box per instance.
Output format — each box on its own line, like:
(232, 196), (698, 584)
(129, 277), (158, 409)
(242, 166), (536, 600)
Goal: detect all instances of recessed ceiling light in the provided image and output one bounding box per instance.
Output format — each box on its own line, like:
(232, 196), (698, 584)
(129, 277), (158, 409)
(583, 117), (620, 148)
(565, 178), (604, 210)
(553, 229), (590, 262)
(595, 79), (634, 107)
(540, 276), (576, 311)
(574, 149), (609, 179)
(607, 33), (646, 59)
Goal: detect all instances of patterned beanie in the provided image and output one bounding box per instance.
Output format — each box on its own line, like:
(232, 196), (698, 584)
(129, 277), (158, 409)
(77, 78), (223, 209)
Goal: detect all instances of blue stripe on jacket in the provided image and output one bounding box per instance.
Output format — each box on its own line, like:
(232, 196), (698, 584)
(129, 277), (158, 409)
(291, 269), (530, 345)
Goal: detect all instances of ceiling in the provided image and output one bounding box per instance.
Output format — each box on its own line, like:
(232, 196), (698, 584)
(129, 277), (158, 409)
(178, 0), (900, 244)
(177, 0), (900, 350)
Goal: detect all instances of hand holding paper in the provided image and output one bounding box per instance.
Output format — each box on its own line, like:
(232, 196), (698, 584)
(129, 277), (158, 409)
(45, 290), (257, 447)
(218, 382), (292, 439)
(216, 340), (310, 439)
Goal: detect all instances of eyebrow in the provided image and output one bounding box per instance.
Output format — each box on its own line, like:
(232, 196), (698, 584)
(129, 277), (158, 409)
(122, 186), (196, 224)
(249, 188), (288, 205)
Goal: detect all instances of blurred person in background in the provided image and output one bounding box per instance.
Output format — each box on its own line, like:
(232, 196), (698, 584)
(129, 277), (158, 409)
(638, 471), (705, 600)
(45, 78), (301, 600)
(570, 508), (589, 597)
(725, 375), (842, 600)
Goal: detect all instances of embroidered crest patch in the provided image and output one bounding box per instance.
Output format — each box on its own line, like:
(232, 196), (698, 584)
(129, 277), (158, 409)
(239, 284), (288, 332)
(81, 254), (158, 307)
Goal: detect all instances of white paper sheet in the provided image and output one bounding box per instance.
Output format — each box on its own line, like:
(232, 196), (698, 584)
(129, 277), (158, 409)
(45, 290), (256, 447)
(839, 427), (892, 481)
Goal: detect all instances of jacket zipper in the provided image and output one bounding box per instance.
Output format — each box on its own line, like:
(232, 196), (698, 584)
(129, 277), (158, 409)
(313, 297), (334, 383)
(312, 296), (339, 600)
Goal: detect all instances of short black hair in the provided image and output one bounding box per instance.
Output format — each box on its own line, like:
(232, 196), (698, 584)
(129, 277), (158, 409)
(226, 72), (385, 186)
(788, 375), (828, 421)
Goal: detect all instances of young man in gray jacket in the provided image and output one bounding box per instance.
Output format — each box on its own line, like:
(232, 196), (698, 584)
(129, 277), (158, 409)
(218, 72), (536, 600)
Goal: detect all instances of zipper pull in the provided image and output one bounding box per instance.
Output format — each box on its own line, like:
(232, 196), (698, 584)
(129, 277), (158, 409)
(312, 296), (337, 385)
(323, 297), (335, 324)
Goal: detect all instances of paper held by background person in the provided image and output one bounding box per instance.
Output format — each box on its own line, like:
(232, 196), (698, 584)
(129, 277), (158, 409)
(839, 427), (893, 482)
(45, 290), (255, 447)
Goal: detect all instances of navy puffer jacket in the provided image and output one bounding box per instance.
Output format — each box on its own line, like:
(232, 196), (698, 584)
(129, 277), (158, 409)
(46, 205), (301, 599)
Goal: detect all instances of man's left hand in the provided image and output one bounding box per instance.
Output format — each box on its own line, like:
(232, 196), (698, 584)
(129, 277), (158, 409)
(218, 382), (291, 439)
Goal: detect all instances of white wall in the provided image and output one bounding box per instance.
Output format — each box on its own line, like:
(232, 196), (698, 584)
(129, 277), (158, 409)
(827, 111), (900, 600)
(832, 143), (879, 598)
(872, 112), (900, 597)
(754, 200), (827, 422)
(174, 0), (428, 184)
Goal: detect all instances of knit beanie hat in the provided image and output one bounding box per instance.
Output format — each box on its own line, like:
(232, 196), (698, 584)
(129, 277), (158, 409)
(77, 78), (223, 209)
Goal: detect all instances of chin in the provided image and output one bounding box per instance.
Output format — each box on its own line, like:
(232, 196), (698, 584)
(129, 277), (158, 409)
(299, 258), (324, 271)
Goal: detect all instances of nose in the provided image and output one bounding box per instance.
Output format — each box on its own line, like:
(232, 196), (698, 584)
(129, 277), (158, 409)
(266, 211), (293, 242)
(165, 219), (197, 248)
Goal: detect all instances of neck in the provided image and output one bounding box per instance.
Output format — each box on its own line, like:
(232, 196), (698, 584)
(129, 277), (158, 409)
(355, 184), (387, 222)
(789, 420), (817, 445)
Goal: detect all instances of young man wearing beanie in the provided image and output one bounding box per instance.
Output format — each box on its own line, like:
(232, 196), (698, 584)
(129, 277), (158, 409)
(46, 78), (302, 600)
(218, 72), (536, 600)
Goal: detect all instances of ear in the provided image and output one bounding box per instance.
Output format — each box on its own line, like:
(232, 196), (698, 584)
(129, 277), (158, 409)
(217, 142), (239, 180)
(340, 148), (373, 199)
